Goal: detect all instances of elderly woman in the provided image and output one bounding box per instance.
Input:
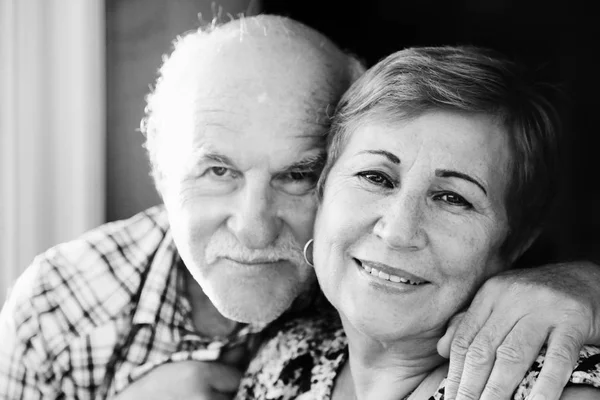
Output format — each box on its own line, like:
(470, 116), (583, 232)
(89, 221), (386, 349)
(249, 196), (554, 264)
(235, 46), (600, 400)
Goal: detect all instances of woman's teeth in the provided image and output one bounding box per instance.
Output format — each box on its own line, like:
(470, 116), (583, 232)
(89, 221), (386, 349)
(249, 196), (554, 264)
(360, 263), (426, 285)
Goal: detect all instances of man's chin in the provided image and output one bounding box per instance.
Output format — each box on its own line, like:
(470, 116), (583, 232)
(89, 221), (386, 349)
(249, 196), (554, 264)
(211, 294), (294, 325)
(199, 265), (308, 325)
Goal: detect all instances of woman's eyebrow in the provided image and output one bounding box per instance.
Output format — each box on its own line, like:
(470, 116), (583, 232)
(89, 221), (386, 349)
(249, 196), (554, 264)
(436, 169), (488, 196)
(358, 150), (401, 164)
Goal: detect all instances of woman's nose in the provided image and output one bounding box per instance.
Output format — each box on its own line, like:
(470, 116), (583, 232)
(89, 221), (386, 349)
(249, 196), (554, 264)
(372, 192), (428, 250)
(227, 182), (283, 249)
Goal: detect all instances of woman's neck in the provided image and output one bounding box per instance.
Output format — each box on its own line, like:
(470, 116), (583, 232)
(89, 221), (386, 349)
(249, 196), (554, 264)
(340, 318), (446, 400)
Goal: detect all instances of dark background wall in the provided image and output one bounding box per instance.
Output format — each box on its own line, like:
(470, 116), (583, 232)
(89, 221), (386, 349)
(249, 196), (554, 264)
(106, 1), (596, 264)
(261, 1), (595, 265)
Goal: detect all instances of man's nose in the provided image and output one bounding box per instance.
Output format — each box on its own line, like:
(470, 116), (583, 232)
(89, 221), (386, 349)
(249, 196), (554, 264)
(372, 192), (428, 250)
(227, 182), (282, 249)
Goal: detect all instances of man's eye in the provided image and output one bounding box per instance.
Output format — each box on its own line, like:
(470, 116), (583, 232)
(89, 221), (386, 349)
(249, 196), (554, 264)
(276, 170), (319, 196)
(434, 192), (473, 208)
(287, 171), (318, 182)
(206, 166), (235, 179)
(357, 171), (395, 188)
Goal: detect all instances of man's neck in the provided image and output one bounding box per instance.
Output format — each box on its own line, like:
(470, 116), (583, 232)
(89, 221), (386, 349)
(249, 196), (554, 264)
(184, 269), (239, 338)
(340, 318), (446, 400)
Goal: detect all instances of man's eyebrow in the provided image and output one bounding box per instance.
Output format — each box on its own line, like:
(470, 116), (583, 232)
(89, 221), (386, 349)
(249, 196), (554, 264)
(280, 152), (327, 172)
(193, 151), (237, 167)
(436, 169), (488, 196)
(358, 150), (401, 164)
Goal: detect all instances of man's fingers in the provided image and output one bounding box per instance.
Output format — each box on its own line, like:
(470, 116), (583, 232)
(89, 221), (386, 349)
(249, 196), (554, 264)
(438, 311), (466, 359)
(445, 290), (494, 399)
(452, 319), (514, 400)
(446, 319), (494, 400)
(207, 362), (243, 393)
(478, 323), (547, 400)
(527, 329), (584, 400)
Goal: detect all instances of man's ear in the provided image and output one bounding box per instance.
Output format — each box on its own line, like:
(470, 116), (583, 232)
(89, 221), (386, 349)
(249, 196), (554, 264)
(508, 228), (542, 265)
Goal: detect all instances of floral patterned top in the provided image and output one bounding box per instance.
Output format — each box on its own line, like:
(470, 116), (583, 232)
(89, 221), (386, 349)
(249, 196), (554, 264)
(236, 315), (600, 400)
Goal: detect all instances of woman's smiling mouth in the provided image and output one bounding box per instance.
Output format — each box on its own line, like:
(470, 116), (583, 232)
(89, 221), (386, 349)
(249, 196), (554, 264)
(353, 258), (429, 285)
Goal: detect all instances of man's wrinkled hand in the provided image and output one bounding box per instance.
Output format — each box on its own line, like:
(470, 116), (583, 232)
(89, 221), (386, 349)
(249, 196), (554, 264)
(112, 360), (242, 400)
(437, 261), (600, 400)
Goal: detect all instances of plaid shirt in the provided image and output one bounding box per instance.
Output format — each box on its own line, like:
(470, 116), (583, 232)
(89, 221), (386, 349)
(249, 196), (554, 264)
(0, 205), (267, 399)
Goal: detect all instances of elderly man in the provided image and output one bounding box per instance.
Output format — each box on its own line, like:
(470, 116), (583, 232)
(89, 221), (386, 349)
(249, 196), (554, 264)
(0, 14), (599, 400)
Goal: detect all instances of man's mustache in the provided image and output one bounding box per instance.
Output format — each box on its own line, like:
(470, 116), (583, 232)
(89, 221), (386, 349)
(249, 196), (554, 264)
(204, 231), (307, 267)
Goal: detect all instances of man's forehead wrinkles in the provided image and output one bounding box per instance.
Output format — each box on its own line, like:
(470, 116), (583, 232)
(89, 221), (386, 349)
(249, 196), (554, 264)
(300, 75), (343, 125)
(300, 97), (334, 128)
(296, 117), (329, 129)
(196, 106), (240, 115)
(295, 134), (326, 140)
(194, 106), (244, 133)
(289, 116), (329, 140)
(201, 122), (240, 134)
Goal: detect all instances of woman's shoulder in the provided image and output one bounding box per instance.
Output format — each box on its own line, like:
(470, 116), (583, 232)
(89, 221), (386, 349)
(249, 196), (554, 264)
(236, 315), (347, 400)
(512, 345), (600, 399)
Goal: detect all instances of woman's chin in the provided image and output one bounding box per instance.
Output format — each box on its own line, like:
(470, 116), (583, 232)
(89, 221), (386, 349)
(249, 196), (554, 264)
(329, 267), (442, 343)
(339, 312), (444, 355)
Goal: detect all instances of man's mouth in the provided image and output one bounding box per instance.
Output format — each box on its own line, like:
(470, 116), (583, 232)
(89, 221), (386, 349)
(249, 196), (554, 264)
(354, 258), (429, 286)
(223, 257), (282, 265)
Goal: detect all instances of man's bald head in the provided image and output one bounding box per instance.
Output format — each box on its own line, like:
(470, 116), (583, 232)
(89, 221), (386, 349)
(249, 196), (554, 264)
(142, 14), (365, 187)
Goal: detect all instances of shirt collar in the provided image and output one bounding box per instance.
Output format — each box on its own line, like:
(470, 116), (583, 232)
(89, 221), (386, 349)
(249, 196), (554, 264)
(131, 229), (181, 326)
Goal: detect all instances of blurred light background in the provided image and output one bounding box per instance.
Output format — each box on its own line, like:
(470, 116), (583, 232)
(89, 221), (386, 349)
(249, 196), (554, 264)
(1, 1), (105, 302)
(0, 0), (592, 302)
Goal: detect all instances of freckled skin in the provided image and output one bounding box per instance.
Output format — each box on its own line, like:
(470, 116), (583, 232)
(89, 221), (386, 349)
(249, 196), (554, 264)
(314, 111), (512, 347)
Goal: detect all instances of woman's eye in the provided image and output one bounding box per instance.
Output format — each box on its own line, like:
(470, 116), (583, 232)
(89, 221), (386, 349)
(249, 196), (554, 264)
(357, 171), (395, 188)
(434, 192), (473, 208)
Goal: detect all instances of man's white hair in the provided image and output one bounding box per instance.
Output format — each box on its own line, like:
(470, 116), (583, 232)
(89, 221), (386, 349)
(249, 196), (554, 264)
(139, 14), (365, 190)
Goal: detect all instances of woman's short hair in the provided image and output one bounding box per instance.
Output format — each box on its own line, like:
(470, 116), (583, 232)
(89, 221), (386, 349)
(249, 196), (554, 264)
(318, 45), (562, 260)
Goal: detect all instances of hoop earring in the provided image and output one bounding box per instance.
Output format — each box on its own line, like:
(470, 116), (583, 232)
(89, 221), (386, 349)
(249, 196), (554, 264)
(303, 239), (314, 267)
